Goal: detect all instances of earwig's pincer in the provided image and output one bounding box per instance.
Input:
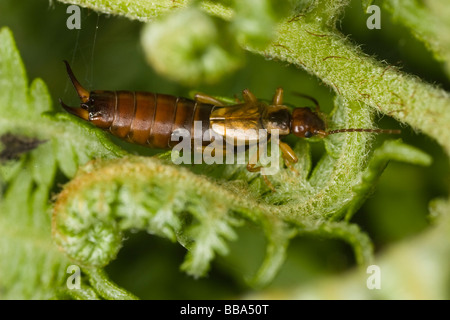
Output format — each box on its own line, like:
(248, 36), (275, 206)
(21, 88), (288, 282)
(59, 98), (89, 120)
(63, 60), (90, 103)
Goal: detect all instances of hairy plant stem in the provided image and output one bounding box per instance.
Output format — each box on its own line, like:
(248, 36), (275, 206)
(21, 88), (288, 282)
(259, 14), (450, 155)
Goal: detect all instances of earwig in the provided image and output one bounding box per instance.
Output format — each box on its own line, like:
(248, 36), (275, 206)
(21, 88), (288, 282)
(60, 61), (400, 183)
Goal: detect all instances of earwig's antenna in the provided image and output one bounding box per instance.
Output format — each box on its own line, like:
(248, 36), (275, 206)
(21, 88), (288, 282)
(292, 92), (320, 113)
(291, 92), (401, 137)
(326, 128), (401, 135)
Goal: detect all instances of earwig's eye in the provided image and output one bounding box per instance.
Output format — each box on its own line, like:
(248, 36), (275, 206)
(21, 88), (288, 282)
(304, 131), (312, 138)
(81, 103), (89, 110)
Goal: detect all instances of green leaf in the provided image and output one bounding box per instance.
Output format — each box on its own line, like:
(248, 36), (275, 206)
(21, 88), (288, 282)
(0, 27), (131, 299)
(247, 199), (450, 299)
(52, 156), (293, 284)
(140, 7), (243, 85)
(382, 0), (450, 78)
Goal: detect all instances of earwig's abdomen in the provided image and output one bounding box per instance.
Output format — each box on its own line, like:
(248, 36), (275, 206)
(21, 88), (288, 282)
(128, 92), (156, 145)
(189, 100), (213, 146)
(147, 93), (177, 149)
(111, 91), (135, 138)
(88, 91), (115, 129)
(169, 97), (196, 148)
(95, 91), (213, 149)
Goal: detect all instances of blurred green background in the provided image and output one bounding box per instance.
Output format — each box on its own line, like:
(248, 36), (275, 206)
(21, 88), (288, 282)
(0, 0), (448, 299)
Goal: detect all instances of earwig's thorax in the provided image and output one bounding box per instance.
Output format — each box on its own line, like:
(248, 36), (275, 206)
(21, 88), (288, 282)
(262, 105), (291, 136)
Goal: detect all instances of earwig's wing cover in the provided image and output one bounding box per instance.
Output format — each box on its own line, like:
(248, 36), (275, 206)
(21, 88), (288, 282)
(210, 103), (265, 145)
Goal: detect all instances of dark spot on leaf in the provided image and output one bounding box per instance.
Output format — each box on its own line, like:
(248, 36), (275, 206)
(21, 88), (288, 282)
(0, 133), (46, 162)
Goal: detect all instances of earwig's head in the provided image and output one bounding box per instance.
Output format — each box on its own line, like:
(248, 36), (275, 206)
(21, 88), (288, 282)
(59, 61), (113, 129)
(291, 107), (327, 138)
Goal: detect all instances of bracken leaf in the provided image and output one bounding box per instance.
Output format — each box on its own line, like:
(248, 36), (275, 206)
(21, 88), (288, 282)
(0, 27), (131, 299)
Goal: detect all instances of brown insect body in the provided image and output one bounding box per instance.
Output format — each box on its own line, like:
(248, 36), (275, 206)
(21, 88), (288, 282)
(60, 62), (214, 149)
(60, 61), (400, 169)
(88, 90), (212, 149)
(208, 99), (291, 146)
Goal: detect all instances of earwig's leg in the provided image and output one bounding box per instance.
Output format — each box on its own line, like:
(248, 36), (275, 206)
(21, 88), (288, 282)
(233, 94), (242, 103)
(193, 144), (229, 157)
(247, 162), (275, 192)
(279, 141), (299, 175)
(262, 175), (276, 192)
(246, 156), (261, 172)
(279, 141), (298, 163)
(242, 89), (258, 103)
(246, 139), (268, 173)
(273, 87), (284, 105)
(194, 93), (226, 106)
(194, 143), (276, 191)
(283, 157), (299, 174)
(246, 144), (276, 192)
